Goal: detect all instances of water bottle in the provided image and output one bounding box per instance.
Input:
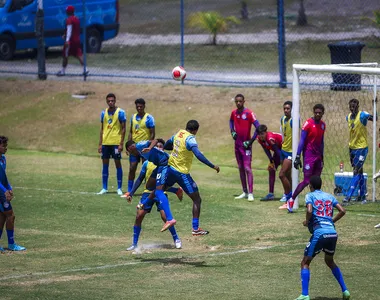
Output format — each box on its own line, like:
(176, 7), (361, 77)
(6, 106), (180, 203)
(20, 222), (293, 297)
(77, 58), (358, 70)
(339, 161), (344, 173)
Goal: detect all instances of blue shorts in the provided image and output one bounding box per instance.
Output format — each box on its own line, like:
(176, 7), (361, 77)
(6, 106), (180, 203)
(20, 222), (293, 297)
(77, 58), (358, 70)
(138, 192), (163, 213)
(304, 230), (338, 257)
(0, 195), (12, 212)
(129, 153), (141, 164)
(281, 150), (292, 161)
(165, 166), (198, 194)
(349, 147), (368, 170)
(155, 165), (169, 187)
(101, 145), (122, 160)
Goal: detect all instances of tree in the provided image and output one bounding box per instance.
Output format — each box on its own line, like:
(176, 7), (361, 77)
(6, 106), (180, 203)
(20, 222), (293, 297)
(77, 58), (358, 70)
(367, 10), (380, 27)
(296, 0), (307, 26)
(188, 11), (240, 45)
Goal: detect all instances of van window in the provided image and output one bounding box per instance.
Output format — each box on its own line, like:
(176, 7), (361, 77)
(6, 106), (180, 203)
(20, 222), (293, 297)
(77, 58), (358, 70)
(9, 0), (34, 11)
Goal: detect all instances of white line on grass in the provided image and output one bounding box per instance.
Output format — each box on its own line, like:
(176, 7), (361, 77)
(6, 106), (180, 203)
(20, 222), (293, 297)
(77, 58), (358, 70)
(0, 243), (303, 281)
(357, 213), (377, 218)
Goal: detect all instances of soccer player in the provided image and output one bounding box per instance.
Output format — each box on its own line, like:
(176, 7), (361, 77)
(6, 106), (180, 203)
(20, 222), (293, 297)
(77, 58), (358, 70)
(343, 98), (374, 205)
(256, 125), (283, 201)
(281, 104), (326, 213)
(56, 5), (87, 76)
(97, 93), (126, 195)
(124, 139), (183, 251)
(294, 176), (350, 300)
(127, 98), (155, 192)
(230, 94), (260, 201)
(0, 136), (26, 251)
(164, 120), (220, 235)
(125, 139), (176, 232)
(278, 101), (293, 203)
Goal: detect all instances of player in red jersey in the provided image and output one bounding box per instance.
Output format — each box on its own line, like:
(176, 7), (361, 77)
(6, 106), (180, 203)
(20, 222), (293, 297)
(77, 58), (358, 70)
(257, 125), (284, 200)
(230, 94), (260, 201)
(281, 104), (326, 213)
(56, 6), (87, 76)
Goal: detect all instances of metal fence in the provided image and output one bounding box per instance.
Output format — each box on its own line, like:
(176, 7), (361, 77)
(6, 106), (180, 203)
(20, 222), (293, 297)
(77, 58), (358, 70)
(1, 0), (380, 86)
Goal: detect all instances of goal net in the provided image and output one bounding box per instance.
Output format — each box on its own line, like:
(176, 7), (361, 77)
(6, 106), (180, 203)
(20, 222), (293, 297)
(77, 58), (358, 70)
(292, 63), (379, 209)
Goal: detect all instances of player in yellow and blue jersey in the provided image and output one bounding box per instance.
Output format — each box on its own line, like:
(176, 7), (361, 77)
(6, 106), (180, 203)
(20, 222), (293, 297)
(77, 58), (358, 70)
(343, 98), (374, 204)
(127, 98), (155, 193)
(164, 120), (220, 236)
(0, 136), (26, 252)
(294, 176), (350, 300)
(123, 139), (183, 251)
(278, 101), (293, 203)
(125, 138), (177, 232)
(97, 93), (127, 196)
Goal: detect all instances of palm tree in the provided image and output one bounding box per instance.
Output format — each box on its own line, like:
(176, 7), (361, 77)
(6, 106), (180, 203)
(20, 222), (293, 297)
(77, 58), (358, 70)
(188, 11), (240, 45)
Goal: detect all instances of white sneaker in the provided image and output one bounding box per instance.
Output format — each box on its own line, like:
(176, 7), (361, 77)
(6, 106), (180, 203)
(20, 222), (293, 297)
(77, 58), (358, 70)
(374, 170), (380, 181)
(117, 189), (123, 196)
(235, 192), (248, 199)
(247, 193), (254, 201)
(279, 194), (287, 202)
(174, 239), (182, 249)
(126, 244), (137, 251)
(375, 223), (380, 229)
(97, 188), (108, 195)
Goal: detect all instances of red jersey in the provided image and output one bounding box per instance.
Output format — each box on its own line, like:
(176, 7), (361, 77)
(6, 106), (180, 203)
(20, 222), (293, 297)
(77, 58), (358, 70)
(258, 132), (283, 151)
(66, 15), (81, 43)
(302, 118), (326, 158)
(230, 108), (257, 143)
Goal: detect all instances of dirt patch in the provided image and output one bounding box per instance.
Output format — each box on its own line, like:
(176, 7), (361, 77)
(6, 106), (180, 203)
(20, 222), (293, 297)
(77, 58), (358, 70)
(1, 274), (101, 287)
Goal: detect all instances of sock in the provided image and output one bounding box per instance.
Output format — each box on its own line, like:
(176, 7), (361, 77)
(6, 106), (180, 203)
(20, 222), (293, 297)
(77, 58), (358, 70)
(128, 180), (134, 193)
(359, 173), (366, 198)
(269, 169), (275, 193)
(102, 164), (109, 190)
(167, 186), (179, 194)
(346, 174), (360, 199)
(332, 266), (347, 292)
(61, 67), (66, 74)
(169, 226), (178, 241)
(246, 168), (253, 194)
(116, 167), (123, 189)
(7, 229), (14, 245)
(0, 228), (2, 239)
(192, 218), (199, 230)
(155, 190), (173, 221)
(301, 268), (310, 296)
(285, 192), (292, 200)
(133, 226), (141, 246)
(238, 167), (248, 193)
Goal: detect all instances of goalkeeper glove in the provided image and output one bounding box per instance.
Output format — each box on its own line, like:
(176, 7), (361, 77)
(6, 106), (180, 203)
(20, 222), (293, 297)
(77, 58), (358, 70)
(294, 155), (302, 170)
(231, 131), (237, 140)
(243, 140), (251, 149)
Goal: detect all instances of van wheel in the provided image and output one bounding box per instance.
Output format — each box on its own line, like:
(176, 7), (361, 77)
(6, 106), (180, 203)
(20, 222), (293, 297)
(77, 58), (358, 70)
(0, 35), (15, 60)
(86, 28), (102, 53)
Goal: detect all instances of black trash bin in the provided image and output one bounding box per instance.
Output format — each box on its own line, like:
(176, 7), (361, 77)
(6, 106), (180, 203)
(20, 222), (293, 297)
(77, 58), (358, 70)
(328, 41), (365, 91)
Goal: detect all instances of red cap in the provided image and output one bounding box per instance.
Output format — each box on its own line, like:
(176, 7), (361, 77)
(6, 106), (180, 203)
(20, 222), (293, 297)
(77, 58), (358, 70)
(66, 5), (75, 14)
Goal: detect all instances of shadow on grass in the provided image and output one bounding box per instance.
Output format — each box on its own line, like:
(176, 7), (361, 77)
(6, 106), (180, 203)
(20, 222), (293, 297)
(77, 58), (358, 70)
(135, 256), (223, 268)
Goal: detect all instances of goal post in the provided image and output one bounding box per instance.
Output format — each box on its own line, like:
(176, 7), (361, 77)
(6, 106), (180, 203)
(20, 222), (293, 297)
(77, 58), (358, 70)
(292, 63), (379, 209)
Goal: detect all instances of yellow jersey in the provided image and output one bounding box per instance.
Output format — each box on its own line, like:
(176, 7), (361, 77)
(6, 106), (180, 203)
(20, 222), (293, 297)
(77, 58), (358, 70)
(280, 116), (292, 152)
(143, 161), (157, 193)
(131, 113), (151, 142)
(169, 130), (194, 174)
(348, 111), (368, 149)
(102, 108), (123, 145)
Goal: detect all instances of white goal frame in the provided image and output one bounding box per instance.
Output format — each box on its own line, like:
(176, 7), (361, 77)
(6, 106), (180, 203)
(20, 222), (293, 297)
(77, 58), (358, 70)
(292, 63), (379, 209)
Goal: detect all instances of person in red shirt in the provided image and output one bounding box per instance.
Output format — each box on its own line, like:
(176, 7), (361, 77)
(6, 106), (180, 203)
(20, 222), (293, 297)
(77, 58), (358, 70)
(229, 94), (260, 201)
(257, 125), (284, 201)
(56, 5), (88, 76)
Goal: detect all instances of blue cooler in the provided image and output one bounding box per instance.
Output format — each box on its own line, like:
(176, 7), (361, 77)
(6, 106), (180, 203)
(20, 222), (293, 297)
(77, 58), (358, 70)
(334, 172), (367, 197)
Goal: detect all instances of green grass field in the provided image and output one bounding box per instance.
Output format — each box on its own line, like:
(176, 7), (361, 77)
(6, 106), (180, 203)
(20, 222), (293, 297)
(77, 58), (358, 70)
(0, 79), (379, 299)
